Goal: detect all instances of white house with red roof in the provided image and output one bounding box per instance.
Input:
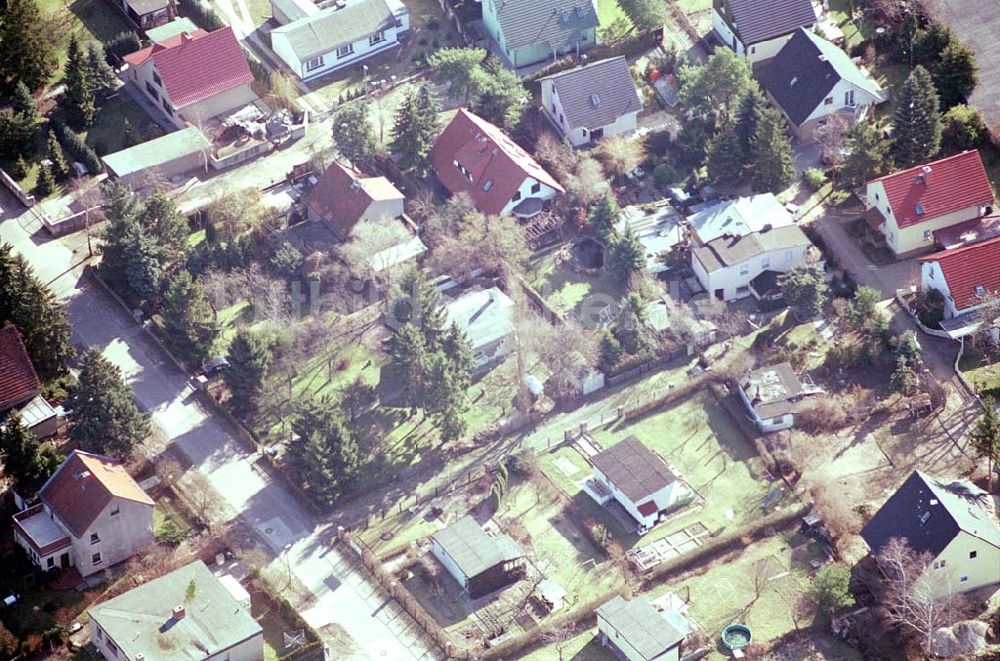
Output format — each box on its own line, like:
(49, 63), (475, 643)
(430, 109), (564, 218)
(0, 326), (58, 439)
(865, 150), (995, 257)
(304, 160), (405, 239)
(12, 450), (154, 578)
(123, 26), (256, 129)
(920, 235), (1000, 322)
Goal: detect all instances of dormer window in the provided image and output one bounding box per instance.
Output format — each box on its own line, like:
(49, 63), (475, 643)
(110, 505), (120, 516)
(483, 180), (494, 192)
(919, 511), (931, 524)
(915, 203), (925, 216)
(975, 285), (986, 297)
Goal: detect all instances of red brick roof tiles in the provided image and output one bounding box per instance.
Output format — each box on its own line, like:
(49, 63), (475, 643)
(921, 234), (1000, 312)
(0, 326), (41, 412)
(40, 451), (154, 538)
(305, 161), (403, 238)
(869, 150), (994, 229)
(430, 109), (563, 217)
(122, 29), (209, 67)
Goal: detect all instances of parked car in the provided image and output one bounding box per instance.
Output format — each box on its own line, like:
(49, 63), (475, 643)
(200, 357), (230, 377)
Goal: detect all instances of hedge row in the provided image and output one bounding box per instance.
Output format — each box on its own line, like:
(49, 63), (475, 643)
(50, 118), (102, 174)
(179, 0), (225, 31)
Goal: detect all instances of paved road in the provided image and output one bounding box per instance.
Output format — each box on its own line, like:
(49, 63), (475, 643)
(0, 191), (437, 661)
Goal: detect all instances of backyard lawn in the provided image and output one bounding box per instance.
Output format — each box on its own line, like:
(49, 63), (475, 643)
(543, 389), (791, 549)
(597, 0), (630, 27)
(959, 351), (1000, 394)
(39, 0), (131, 84)
(531, 249), (626, 328)
(83, 92), (156, 156)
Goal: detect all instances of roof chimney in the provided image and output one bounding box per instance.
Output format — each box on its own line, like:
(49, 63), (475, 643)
(136, 655), (145, 661)
(172, 605), (186, 619)
(921, 165), (932, 183)
(180, 32), (193, 43)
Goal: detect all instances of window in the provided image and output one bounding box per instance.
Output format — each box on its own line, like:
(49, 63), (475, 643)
(47, 557), (55, 569)
(107, 641), (117, 657)
(749, 45), (756, 54)
(551, 103), (557, 114)
(92, 552), (102, 565)
(90, 532), (100, 544)
(761, 256), (770, 268)
(305, 55), (323, 71)
(145, 81), (159, 100)
(369, 30), (386, 45)
(512, 190), (521, 202)
(960, 575), (968, 583)
(824, 96), (834, 106)
(875, 193), (880, 201)
(153, 71), (162, 86)
(110, 505), (120, 517)
(923, 229), (932, 241)
(845, 89), (855, 106)
(933, 559), (946, 569)
(531, 182), (541, 194)
(95, 627), (103, 642)
(337, 43), (354, 58)
(162, 98), (173, 115)
(739, 263), (749, 276)
(970, 550), (978, 559)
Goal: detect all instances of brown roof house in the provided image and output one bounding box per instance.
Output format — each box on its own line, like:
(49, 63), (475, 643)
(12, 451), (154, 579)
(0, 326), (58, 439)
(430, 516), (526, 598)
(587, 437), (691, 535)
(738, 362), (821, 433)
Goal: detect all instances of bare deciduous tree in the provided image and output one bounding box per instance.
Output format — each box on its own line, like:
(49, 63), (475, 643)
(594, 136), (645, 180)
(542, 620), (578, 661)
(339, 218), (416, 285)
(877, 537), (967, 655)
(517, 313), (599, 400)
(813, 113), (851, 169)
(204, 189), (268, 241)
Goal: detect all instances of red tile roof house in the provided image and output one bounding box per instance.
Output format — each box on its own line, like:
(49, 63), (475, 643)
(430, 109), (564, 219)
(864, 150), (995, 257)
(123, 26), (257, 130)
(304, 160), (406, 240)
(12, 450), (154, 579)
(0, 326), (58, 439)
(920, 235), (1000, 324)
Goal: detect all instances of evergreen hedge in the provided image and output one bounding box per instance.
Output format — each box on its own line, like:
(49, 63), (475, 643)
(50, 118), (102, 174)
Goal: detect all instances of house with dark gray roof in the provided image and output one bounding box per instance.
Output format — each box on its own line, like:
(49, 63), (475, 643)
(712, 0), (816, 62)
(861, 470), (1000, 596)
(269, 0), (410, 80)
(430, 516), (526, 598)
(539, 56), (642, 147)
(589, 437), (689, 535)
(737, 362), (821, 432)
(482, 0), (599, 70)
(597, 595), (691, 661)
(757, 29), (884, 141)
(691, 223), (818, 302)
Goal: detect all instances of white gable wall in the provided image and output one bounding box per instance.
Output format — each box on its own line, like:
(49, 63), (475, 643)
(920, 260), (962, 319)
(712, 9), (803, 62)
(693, 244), (811, 302)
(500, 176), (559, 216)
(924, 531), (1000, 597)
(540, 79), (640, 147)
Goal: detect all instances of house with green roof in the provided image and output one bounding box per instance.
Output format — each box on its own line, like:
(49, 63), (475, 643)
(481, 0), (598, 70)
(88, 561), (263, 661)
(756, 28), (884, 142)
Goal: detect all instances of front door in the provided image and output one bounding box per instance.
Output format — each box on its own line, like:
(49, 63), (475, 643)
(60, 553), (70, 569)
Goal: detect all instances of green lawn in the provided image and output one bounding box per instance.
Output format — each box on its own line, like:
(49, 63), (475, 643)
(543, 390), (790, 549)
(597, 0), (630, 27)
(826, 0), (868, 51)
(522, 630), (614, 661)
(959, 351), (1000, 394)
(531, 251), (626, 328)
(83, 93), (155, 156)
(39, 0), (131, 84)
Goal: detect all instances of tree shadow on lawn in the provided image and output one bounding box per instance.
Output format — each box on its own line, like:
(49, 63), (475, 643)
(547, 509), (609, 567)
(570, 637), (614, 661)
(68, 0), (131, 42)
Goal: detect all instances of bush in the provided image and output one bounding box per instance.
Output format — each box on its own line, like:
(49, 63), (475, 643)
(268, 242), (303, 277)
(50, 118), (102, 173)
(913, 287), (945, 329)
(653, 161), (677, 189)
(803, 167), (826, 190)
(155, 518), (186, 545)
(942, 104), (987, 151)
(796, 396), (852, 433)
(104, 31), (141, 65)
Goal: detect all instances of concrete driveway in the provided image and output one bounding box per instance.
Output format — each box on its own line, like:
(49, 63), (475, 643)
(0, 190), (437, 660)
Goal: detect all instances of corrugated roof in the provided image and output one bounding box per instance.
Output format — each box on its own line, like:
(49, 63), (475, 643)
(920, 234), (1000, 312)
(492, 0), (598, 52)
(757, 29), (884, 126)
(869, 150), (994, 229)
(431, 109), (564, 217)
(591, 436), (676, 503)
(0, 326), (41, 412)
(597, 596), (689, 660)
(271, 0), (399, 60)
(722, 0), (816, 45)
(102, 127), (210, 178)
(861, 470), (1000, 559)
(40, 450), (154, 538)
(431, 516), (523, 578)
(539, 56), (641, 130)
(305, 160), (403, 237)
(89, 561), (262, 661)
(149, 27), (254, 109)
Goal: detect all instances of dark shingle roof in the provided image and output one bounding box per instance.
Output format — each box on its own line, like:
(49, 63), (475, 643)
(272, 0), (399, 60)
(493, 0), (598, 52)
(539, 57), (641, 130)
(723, 0), (816, 45)
(692, 224), (811, 273)
(591, 437), (676, 503)
(431, 516), (523, 578)
(756, 29), (884, 126)
(861, 470), (1000, 558)
(597, 596), (689, 660)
